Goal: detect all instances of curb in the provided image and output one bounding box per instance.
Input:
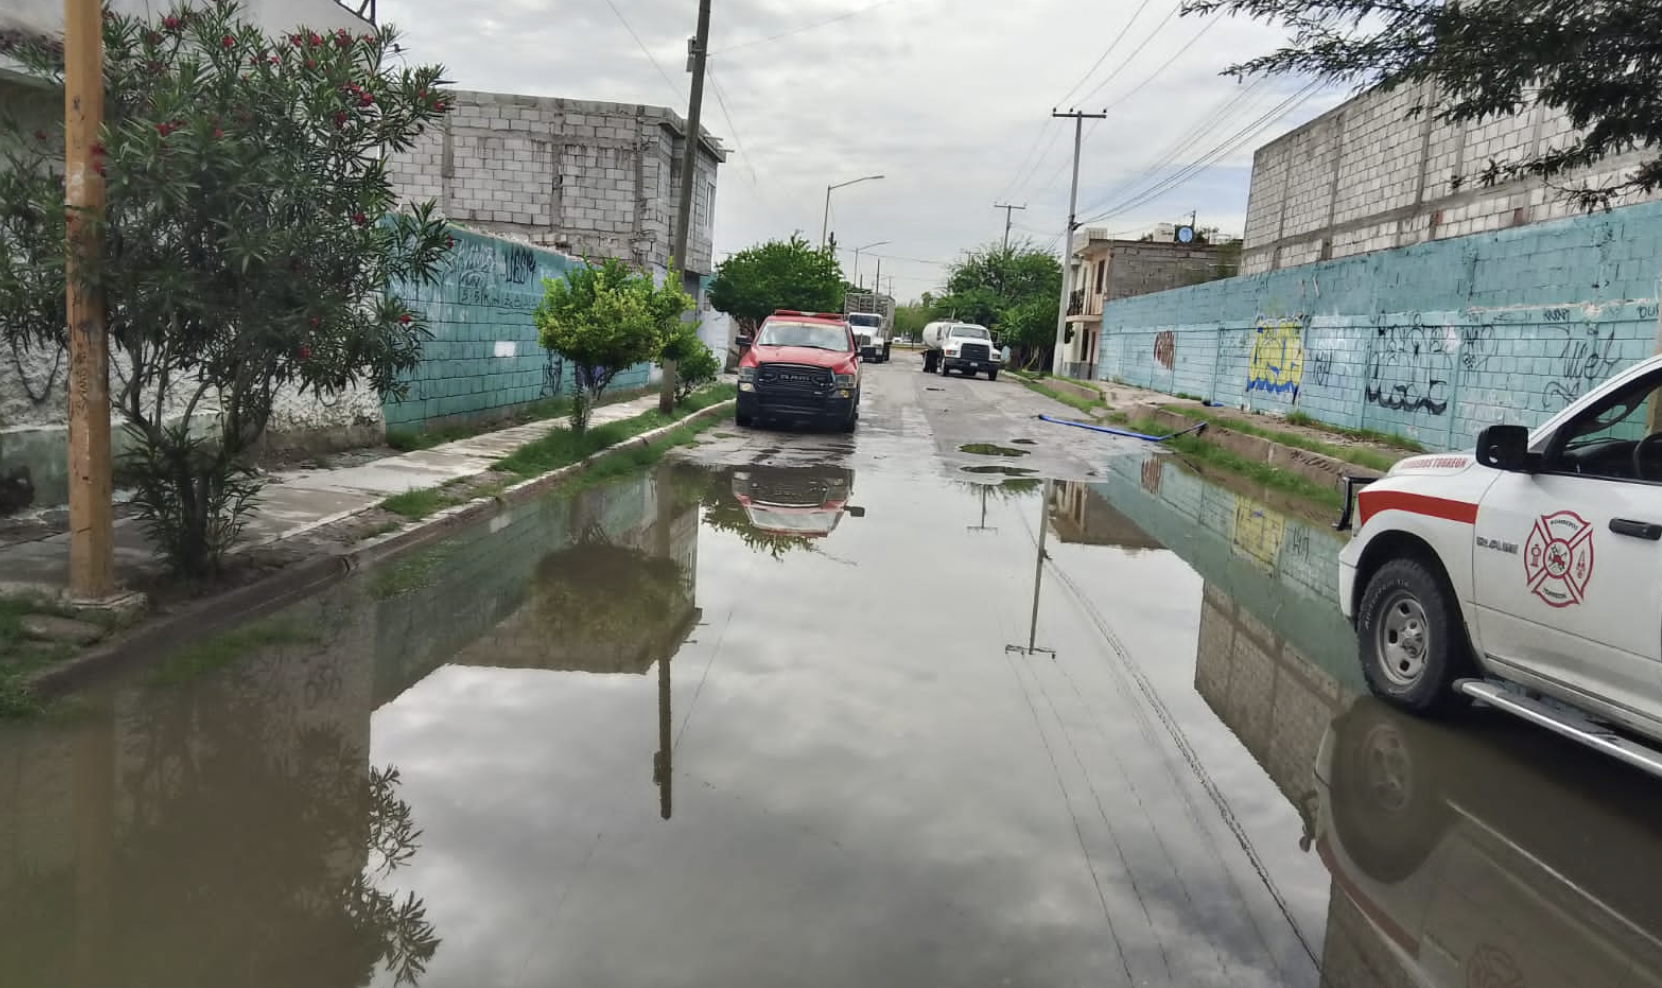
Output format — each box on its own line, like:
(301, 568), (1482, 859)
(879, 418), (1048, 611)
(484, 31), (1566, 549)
(25, 399), (735, 699)
(1127, 402), (1385, 494)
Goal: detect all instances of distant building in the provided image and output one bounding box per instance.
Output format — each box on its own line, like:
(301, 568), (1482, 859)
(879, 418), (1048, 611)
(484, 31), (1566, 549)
(1059, 228), (1232, 379)
(387, 89), (726, 291)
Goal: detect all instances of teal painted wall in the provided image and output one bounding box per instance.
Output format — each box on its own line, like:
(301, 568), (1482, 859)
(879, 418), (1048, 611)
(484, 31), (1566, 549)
(1098, 200), (1662, 450)
(383, 227), (651, 431)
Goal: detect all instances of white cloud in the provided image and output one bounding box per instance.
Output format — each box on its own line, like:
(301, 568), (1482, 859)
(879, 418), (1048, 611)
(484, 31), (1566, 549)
(381, 0), (1347, 298)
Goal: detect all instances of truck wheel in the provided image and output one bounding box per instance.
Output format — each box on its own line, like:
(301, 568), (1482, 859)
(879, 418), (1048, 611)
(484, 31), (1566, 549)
(882, 345), (892, 362)
(735, 410), (754, 428)
(987, 369), (999, 382)
(1356, 557), (1472, 715)
(1328, 698), (1451, 884)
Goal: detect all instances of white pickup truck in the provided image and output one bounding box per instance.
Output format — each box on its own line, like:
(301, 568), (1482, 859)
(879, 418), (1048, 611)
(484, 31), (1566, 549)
(1339, 353), (1662, 774)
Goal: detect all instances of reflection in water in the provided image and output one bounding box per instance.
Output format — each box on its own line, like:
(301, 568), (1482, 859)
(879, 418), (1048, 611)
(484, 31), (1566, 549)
(1314, 698), (1662, 988)
(670, 462), (864, 559)
(1007, 479), (1056, 657)
(0, 607), (438, 988)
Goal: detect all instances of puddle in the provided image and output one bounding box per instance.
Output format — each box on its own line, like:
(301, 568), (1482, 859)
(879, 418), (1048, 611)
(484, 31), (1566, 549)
(960, 465), (1035, 476)
(959, 443), (1030, 457)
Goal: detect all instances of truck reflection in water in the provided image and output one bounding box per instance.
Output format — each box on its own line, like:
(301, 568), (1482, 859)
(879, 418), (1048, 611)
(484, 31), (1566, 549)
(666, 463), (865, 560)
(1314, 696), (1662, 987)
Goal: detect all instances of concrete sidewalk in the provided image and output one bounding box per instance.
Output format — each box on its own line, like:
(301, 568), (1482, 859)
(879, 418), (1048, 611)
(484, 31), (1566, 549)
(0, 394), (663, 594)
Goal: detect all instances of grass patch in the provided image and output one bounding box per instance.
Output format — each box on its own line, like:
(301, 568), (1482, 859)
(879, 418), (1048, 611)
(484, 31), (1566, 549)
(383, 386), (657, 451)
(0, 595), (94, 719)
(560, 412), (731, 495)
(960, 443), (1030, 457)
(1020, 379), (1105, 417)
(1285, 411), (1426, 453)
(495, 385), (736, 479)
(370, 542), (461, 600)
(1124, 417), (1343, 509)
(147, 620), (320, 687)
(1161, 405), (1404, 473)
(380, 487), (459, 519)
(352, 519), (403, 543)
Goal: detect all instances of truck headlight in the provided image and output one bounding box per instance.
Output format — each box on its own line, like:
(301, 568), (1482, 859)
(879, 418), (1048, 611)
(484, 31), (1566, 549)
(945, 347), (959, 357)
(833, 373), (856, 388)
(738, 366), (756, 382)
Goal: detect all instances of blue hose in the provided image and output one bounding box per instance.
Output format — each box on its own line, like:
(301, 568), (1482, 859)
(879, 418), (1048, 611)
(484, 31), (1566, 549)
(1036, 414), (1208, 443)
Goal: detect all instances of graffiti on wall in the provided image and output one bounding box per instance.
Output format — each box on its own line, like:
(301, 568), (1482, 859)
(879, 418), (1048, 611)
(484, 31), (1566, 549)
(1246, 319), (1304, 397)
(1232, 499), (1285, 571)
(1154, 330), (1175, 370)
(1457, 323), (1498, 375)
(1366, 321), (1451, 416)
(1542, 323), (1623, 410)
(445, 236), (556, 312)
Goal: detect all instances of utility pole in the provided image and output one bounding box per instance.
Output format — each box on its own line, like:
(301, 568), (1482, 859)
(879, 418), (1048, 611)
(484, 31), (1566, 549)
(64, 0), (113, 598)
(993, 202), (1026, 253)
(664, 0), (713, 415)
(1049, 109), (1105, 377)
(873, 256), (882, 298)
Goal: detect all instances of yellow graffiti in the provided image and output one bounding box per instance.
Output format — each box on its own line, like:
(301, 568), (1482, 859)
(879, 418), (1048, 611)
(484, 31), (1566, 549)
(1232, 500), (1286, 571)
(1246, 320), (1304, 397)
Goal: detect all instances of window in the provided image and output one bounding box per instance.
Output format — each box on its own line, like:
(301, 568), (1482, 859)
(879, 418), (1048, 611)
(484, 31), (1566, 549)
(1095, 259), (1106, 293)
(756, 321), (850, 351)
(1545, 372), (1662, 481)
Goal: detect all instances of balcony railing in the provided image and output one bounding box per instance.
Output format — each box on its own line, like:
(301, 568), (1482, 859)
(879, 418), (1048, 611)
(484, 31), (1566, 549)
(335, 0), (377, 23)
(1067, 289), (1085, 316)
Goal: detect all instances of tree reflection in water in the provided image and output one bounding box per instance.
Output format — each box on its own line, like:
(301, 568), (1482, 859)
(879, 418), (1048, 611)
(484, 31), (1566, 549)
(0, 627), (438, 987)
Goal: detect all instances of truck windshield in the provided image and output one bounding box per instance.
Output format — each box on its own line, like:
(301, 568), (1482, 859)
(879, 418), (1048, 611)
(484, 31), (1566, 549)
(756, 321), (850, 351)
(952, 326), (990, 340)
(848, 314), (881, 328)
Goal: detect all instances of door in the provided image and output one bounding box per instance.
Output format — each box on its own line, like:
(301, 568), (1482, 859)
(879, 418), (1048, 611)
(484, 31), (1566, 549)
(1472, 370), (1662, 722)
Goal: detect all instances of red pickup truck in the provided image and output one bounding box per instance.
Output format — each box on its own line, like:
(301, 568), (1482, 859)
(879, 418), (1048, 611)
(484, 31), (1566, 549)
(736, 310), (862, 432)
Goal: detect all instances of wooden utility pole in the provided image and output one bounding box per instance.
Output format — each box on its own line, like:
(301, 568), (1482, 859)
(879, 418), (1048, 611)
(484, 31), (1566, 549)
(993, 202), (1026, 253)
(663, 0), (713, 415)
(64, 0), (113, 598)
(1049, 109), (1106, 377)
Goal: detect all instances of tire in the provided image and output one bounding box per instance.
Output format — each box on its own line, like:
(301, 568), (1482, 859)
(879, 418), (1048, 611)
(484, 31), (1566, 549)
(840, 405), (857, 433)
(1356, 557), (1473, 715)
(987, 369), (999, 382)
(735, 410), (754, 428)
(1328, 699), (1451, 884)
(882, 345), (892, 362)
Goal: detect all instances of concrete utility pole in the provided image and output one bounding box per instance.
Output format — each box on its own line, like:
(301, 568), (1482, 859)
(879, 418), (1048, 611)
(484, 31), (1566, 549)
(821, 174), (884, 250)
(64, 0), (113, 598)
(993, 202), (1026, 253)
(1049, 110), (1105, 377)
(664, 0), (713, 415)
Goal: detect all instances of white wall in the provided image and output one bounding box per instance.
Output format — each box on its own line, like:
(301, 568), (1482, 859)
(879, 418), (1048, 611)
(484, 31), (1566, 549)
(1241, 80), (1660, 274)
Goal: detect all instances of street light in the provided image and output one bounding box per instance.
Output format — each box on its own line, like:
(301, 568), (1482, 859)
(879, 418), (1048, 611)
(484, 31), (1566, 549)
(851, 239), (891, 287)
(821, 174), (884, 249)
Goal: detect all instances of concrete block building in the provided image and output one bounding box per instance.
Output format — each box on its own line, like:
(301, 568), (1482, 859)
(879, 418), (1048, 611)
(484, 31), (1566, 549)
(1240, 79), (1662, 275)
(386, 89), (726, 287)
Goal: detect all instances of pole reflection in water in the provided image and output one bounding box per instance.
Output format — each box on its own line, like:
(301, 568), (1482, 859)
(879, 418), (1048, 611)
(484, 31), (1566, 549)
(1008, 478), (1056, 657)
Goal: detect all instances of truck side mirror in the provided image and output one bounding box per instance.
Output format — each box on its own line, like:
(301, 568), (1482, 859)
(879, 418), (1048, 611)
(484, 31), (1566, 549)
(1475, 424), (1535, 472)
(736, 335), (752, 351)
(846, 506), (866, 518)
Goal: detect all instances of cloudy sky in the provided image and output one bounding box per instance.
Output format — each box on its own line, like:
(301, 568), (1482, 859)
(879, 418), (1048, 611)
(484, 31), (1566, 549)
(387, 0), (1345, 300)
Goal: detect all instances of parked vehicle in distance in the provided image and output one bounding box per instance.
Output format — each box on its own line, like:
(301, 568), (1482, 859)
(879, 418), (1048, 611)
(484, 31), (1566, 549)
(1336, 351), (1662, 776)
(920, 321), (1001, 379)
(847, 312), (889, 363)
(845, 292), (894, 363)
(735, 310), (861, 432)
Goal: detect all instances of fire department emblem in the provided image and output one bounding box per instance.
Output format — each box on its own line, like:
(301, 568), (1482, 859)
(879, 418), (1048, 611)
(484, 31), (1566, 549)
(1524, 510), (1595, 608)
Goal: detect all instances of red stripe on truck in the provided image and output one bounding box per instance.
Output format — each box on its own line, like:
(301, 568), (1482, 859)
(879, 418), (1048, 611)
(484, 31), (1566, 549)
(1357, 490), (1478, 529)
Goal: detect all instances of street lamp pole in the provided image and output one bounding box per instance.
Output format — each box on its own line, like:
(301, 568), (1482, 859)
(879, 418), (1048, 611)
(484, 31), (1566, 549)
(821, 174), (884, 250)
(851, 239), (890, 288)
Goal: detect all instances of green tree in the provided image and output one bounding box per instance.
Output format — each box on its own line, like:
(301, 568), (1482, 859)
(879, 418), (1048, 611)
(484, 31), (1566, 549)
(892, 302), (929, 341)
(707, 235), (845, 333)
(656, 321), (719, 402)
(0, 2), (453, 577)
(535, 257), (691, 432)
(1182, 0), (1662, 209)
(930, 242), (1061, 361)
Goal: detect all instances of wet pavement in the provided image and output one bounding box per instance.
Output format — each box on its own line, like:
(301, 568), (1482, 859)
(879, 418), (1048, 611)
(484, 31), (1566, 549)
(4, 362), (1661, 987)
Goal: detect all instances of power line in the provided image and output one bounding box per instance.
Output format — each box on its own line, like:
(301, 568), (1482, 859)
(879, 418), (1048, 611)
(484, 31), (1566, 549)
(1082, 11), (1215, 110)
(713, 0), (898, 54)
(1081, 81), (1325, 224)
(600, 0), (682, 103)
(1072, 3), (1182, 108)
(704, 63), (788, 228)
(1054, 0), (1159, 109)
(1073, 76), (1273, 219)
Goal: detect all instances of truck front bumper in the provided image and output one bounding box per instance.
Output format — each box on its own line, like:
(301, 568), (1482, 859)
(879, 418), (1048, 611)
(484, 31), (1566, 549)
(944, 357), (998, 373)
(737, 387), (856, 424)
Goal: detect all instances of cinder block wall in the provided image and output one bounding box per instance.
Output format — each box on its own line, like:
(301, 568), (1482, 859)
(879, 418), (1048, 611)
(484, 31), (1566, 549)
(1241, 79), (1660, 275)
(384, 226), (651, 433)
(1099, 199), (1662, 451)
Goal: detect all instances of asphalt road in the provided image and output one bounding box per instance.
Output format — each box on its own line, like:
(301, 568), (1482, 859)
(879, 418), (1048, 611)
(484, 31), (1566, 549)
(8, 360), (1657, 988)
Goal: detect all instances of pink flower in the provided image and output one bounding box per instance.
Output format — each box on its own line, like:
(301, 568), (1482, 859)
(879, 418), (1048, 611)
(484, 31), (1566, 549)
(298, 344), (312, 361)
(352, 212), (366, 225)
(399, 314), (412, 325)
(221, 35), (236, 49)
(163, 16), (180, 30)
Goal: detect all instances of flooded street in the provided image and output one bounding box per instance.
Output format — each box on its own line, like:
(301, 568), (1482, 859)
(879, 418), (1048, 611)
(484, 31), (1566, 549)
(5, 364), (1662, 987)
